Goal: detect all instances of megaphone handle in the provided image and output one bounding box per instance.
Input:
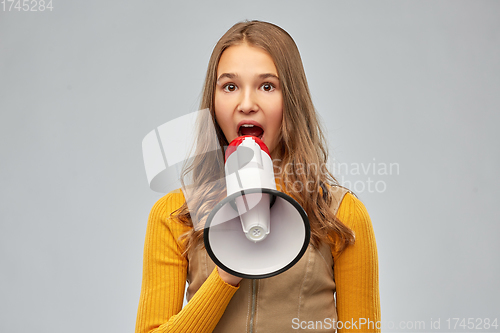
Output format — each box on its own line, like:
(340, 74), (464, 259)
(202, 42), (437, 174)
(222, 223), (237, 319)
(235, 167), (244, 189)
(234, 171), (249, 212)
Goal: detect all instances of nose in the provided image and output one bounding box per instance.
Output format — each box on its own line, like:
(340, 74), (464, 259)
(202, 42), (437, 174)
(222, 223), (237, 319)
(237, 89), (258, 114)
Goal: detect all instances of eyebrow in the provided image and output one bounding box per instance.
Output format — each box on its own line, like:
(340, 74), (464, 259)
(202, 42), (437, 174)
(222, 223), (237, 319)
(216, 73), (279, 83)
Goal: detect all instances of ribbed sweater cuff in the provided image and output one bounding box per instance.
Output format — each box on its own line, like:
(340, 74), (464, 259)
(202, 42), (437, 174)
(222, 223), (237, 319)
(168, 267), (238, 332)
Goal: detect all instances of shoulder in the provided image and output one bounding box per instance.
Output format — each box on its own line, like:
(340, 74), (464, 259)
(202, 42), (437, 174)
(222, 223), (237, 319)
(336, 191), (372, 231)
(150, 189), (186, 215)
(148, 189), (190, 234)
(334, 193), (378, 263)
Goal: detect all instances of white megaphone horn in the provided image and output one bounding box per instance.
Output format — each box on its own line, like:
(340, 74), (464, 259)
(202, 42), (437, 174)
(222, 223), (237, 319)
(204, 136), (310, 279)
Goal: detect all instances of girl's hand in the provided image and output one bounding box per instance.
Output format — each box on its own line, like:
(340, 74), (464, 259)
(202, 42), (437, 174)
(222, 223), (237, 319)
(217, 266), (242, 287)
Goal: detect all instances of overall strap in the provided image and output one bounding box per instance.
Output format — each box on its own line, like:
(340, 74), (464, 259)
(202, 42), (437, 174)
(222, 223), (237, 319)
(329, 185), (353, 216)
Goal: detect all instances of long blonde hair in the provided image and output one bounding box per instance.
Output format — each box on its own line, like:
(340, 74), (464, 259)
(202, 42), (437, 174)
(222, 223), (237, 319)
(175, 20), (354, 255)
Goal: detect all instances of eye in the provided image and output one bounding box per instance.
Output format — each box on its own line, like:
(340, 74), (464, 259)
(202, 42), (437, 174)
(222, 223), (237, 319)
(223, 83), (237, 92)
(261, 82), (275, 92)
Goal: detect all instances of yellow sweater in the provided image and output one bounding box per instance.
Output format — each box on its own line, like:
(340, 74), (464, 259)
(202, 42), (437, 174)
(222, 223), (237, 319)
(135, 191), (380, 332)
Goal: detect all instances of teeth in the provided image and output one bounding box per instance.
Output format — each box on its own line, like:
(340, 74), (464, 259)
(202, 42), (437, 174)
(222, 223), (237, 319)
(241, 124), (255, 127)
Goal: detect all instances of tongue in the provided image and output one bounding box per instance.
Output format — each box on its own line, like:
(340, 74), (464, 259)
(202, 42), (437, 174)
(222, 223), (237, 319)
(240, 126), (264, 137)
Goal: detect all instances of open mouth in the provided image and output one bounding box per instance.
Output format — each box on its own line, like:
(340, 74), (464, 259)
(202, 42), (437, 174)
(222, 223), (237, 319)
(238, 124), (264, 139)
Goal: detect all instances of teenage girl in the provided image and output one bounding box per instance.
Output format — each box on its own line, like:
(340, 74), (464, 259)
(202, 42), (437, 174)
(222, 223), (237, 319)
(135, 20), (380, 333)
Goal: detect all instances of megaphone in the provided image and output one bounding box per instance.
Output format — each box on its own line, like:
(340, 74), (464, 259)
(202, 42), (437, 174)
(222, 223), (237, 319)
(204, 136), (310, 279)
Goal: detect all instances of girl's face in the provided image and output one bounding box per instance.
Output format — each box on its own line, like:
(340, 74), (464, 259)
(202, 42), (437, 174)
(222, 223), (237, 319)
(215, 43), (283, 159)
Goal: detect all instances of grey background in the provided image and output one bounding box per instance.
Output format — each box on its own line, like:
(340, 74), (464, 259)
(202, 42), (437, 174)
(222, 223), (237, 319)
(1, 1), (499, 332)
